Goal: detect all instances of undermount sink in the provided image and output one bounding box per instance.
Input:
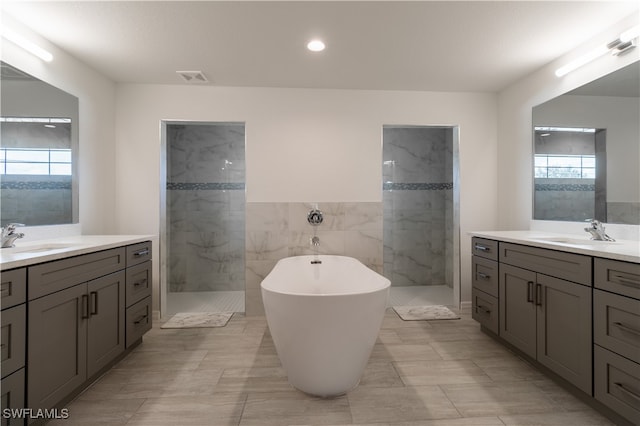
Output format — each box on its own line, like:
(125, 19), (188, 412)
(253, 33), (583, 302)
(10, 243), (74, 254)
(533, 237), (619, 246)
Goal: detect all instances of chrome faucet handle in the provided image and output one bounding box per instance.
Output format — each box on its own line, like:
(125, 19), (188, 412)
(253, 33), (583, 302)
(3, 223), (25, 235)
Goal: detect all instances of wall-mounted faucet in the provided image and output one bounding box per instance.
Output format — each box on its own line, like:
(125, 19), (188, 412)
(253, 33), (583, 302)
(584, 219), (615, 241)
(1, 223), (25, 248)
(307, 208), (323, 226)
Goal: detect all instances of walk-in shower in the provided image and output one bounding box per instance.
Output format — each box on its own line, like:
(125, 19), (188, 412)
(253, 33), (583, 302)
(383, 125), (459, 307)
(161, 122), (246, 316)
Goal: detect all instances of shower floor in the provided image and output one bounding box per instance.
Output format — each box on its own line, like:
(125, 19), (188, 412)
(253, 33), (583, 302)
(166, 291), (245, 316)
(389, 284), (453, 307)
(165, 285), (453, 317)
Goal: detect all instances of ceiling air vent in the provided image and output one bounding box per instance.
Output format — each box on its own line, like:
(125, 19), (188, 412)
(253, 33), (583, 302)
(176, 70), (209, 83)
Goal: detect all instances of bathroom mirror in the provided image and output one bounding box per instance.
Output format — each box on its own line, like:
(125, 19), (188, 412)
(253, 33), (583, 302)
(532, 61), (640, 225)
(0, 61), (79, 227)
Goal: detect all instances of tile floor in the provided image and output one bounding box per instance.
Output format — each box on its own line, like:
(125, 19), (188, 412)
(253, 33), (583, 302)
(52, 310), (615, 426)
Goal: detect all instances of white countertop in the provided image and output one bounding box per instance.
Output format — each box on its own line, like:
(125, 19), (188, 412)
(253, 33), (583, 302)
(470, 230), (640, 264)
(0, 235), (155, 270)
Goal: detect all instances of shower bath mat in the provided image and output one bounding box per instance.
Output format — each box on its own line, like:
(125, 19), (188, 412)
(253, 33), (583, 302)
(393, 305), (460, 321)
(161, 312), (233, 329)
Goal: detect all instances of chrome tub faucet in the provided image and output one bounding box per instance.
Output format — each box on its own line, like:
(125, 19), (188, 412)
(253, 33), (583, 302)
(1, 223), (25, 248)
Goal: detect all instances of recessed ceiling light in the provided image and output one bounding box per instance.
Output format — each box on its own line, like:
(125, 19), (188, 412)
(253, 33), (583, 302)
(307, 39), (325, 52)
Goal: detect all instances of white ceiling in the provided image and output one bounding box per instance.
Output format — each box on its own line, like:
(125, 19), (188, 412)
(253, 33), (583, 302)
(2, 1), (639, 92)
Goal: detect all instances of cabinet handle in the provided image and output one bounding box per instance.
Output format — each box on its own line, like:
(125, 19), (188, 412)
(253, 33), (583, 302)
(613, 382), (640, 403)
(134, 314), (148, 325)
(477, 304), (491, 314)
(535, 283), (543, 306)
(134, 278), (147, 287)
(81, 294), (90, 319)
(90, 291), (99, 316)
(612, 273), (640, 289)
(613, 321), (640, 337)
(474, 245), (490, 252)
(527, 281), (534, 303)
(133, 248), (150, 257)
(477, 272), (490, 280)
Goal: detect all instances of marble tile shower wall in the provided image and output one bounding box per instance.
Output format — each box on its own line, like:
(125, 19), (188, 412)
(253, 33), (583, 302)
(0, 175), (72, 226)
(383, 127), (454, 288)
(166, 123), (245, 293)
(534, 179), (595, 221)
(244, 202), (383, 315)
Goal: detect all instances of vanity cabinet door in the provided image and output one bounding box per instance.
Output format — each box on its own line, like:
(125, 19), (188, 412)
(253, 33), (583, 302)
(500, 263), (537, 358)
(28, 284), (88, 411)
(1, 369), (25, 426)
(87, 271), (125, 378)
(536, 274), (592, 394)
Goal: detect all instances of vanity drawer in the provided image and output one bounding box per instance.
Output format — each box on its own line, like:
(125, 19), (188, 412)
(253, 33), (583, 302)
(594, 345), (640, 425)
(472, 288), (498, 335)
(499, 242), (592, 286)
(1, 268), (26, 310)
(126, 241), (152, 267)
(472, 237), (498, 261)
(126, 261), (152, 307)
(472, 256), (499, 297)
(594, 289), (640, 363)
(1, 368), (25, 426)
(1, 304), (25, 379)
(595, 258), (640, 301)
(28, 248), (126, 300)
(126, 296), (152, 348)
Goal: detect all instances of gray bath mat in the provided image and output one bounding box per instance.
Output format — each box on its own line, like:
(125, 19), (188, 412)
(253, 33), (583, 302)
(161, 312), (232, 329)
(393, 305), (460, 321)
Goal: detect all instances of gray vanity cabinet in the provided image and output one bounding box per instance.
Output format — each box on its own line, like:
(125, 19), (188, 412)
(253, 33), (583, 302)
(27, 247), (127, 411)
(86, 271), (126, 377)
(471, 238), (500, 334)
(1, 268), (26, 426)
(593, 258), (640, 423)
(28, 270), (125, 410)
(499, 263), (537, 358)
(27, 284), (88, 411)
(498, 242), (593, 394)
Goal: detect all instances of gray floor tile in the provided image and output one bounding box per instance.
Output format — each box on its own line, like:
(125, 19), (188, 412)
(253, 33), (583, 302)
(55, 310), (619, 425)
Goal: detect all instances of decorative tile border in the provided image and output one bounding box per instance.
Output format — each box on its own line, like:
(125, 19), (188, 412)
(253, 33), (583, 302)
(383, 182), (453, 191)
(0, 181), (72, 190)
(167, 182), (245, 190)
(535, 183), (595, 192)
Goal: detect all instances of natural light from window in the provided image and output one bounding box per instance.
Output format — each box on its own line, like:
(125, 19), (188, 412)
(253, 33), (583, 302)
(0, 148), (72, 175)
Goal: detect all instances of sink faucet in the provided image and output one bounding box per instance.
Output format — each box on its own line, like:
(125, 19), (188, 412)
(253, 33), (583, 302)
(1, 223), (25, 248)
(584, 219), (615, 241)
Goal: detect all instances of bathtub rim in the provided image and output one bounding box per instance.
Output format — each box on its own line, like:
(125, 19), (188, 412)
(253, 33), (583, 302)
(260, 255), (390, 297)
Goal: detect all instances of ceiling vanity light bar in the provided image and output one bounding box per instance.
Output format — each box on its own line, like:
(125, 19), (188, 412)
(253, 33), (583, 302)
(555, 24), (639, 77)
(1, 27), (53, 62)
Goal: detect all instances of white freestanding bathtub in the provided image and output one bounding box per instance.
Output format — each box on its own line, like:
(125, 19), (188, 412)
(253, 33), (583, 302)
(261, 255), (390, 397)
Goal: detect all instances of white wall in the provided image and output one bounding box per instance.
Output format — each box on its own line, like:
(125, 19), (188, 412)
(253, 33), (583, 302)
(1, 14), (117, 238)
(114, 85), (497, 309)
(497, 13), (640, 240)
